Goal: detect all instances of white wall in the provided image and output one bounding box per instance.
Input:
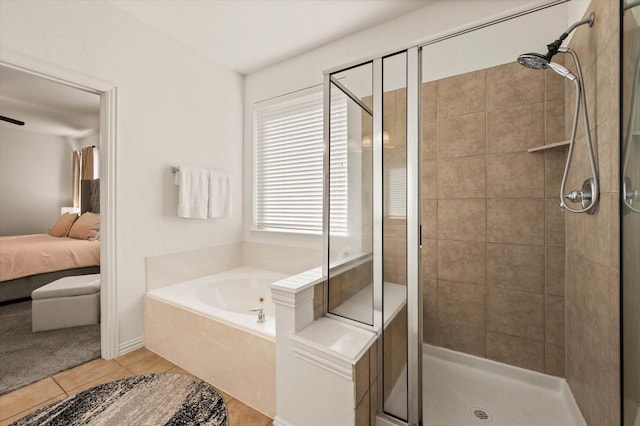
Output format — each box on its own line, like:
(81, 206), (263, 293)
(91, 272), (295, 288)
(0, 0), (244, 350)
(0, 126), (73, 235)
(243, 0), (571, 250)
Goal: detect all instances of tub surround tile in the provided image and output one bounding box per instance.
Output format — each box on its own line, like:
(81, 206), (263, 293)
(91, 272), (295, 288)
(422, 238), (438, 279)
(421, 199), (437, 239)
(486, 152), (544, 199)
(545, 60), (566, 102)
(486, 243), (544, 293)
(243, 242), (322, 275)
(144, 297), (276, 417)
(421, 81), (438, 122)
(423, 278), (438, 344)
(583, 192), (612, 267)
(146, 242), (242, 290)
(487, 103), (545, 154)
(422, 120), (438, 161)
(486, 332), (544, 373)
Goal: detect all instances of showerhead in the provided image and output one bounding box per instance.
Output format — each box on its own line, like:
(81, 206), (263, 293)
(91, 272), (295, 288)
(517, 53), (577, 81)
(517, 53), (550, 70)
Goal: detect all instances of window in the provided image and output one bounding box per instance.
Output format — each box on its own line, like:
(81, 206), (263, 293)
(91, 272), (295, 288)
(254, 86), (347, 234)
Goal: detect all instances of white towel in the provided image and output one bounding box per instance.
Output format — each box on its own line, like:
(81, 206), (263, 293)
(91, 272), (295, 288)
(174, 165), (209, 219)
(208, 169), (232, 218)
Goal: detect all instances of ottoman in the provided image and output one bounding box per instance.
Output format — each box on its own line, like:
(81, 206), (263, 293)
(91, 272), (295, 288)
(31, 274), (101, 332)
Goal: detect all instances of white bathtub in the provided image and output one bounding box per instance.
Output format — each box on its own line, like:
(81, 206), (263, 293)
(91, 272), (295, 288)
(144, 266), (288, 417)
(146, 266), (286, 339)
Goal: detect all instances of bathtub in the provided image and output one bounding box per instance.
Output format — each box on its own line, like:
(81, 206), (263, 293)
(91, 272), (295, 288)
(144, 266), (288, 418)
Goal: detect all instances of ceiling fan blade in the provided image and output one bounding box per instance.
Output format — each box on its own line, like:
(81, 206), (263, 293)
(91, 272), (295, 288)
(0, 115), (25, 126)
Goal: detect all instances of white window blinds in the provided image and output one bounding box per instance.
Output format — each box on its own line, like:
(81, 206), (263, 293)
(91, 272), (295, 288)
(254, 86), (347, 234)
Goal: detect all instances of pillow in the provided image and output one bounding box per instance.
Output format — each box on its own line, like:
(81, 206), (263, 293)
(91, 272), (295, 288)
(68, 212), (100, 240)
(48, 213), (79, 237)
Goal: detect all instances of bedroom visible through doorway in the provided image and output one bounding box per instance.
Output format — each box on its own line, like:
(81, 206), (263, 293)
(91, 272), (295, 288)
(0, 62), (110, 392)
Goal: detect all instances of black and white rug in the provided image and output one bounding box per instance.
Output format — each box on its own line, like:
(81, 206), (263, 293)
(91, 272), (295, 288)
(11, 373), (228, 426)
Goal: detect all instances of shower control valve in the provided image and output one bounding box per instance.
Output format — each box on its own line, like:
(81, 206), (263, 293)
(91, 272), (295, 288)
(565, 190), (587, 203)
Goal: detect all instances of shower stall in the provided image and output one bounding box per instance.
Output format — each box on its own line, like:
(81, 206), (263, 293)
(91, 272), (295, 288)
(322, 1), (623, 425)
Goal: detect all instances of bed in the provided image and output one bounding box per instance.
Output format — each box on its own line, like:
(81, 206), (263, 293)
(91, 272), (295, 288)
(0, 179), (101, 303)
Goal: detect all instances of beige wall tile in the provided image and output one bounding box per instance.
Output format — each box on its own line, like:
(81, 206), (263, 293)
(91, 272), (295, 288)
(486, 152), (544, 199)
(422, 120), (437, 161)
(487, 103), (545, 154)
(487, 199), (544, 245)
(422, 159), (437, 200)
(422, 238), (437, 279)
(583, 192), (612, 267)
(486, 61), (544, 111)
(545, 99), (566, 144)
(438, 70), (486, 118)
(545, 65), (566, 102)
(437, 240), (486, 285)
(438, 113), (486, 159)
(437, 321), (486, 358)
(545, 148), (567, 199)
(545, 247), (565, 296)
(486, 332), (544, 373)
(545, 343), (565, 377)
(438, 156), (486, 199)
(486, 243), (544, 293)
(545, 198), (565, 248)
(545, 295), (565, 346)
(595, 115), (617, 194)
(437, 280), (486, 328)
(438, 199), (486, 242)
(596, 39), (613, 125)
(422, 81), (437, 122)
(487, 287), (544, 341)
(355, 353), (369, 405)
(421, 199), (437, 239)
(423, 278), (438, 344)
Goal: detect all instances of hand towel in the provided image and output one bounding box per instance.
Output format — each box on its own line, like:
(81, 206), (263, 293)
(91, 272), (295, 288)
(174, 165), (209, 219)
(208, 169), (232, 218)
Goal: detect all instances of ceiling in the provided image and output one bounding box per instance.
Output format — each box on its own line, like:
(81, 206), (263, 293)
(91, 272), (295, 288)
(1, 1), (433, 137)
(0, 66), (100, 138)
(108, 0), (434, 75)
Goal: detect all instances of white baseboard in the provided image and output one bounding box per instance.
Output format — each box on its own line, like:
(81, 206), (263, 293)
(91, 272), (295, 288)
(118, 336), (144, 356)
(272, 416), (294, 426)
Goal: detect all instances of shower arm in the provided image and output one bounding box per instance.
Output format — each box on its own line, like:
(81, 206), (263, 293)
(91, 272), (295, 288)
(558, 47), (599, 213)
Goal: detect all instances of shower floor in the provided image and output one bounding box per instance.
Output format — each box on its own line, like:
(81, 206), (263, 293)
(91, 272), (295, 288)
(421, 344), (585, 426)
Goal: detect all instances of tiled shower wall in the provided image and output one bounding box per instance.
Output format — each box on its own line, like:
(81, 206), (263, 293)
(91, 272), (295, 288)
(419, 58), (568, 376)
(564, 0), (621, 425)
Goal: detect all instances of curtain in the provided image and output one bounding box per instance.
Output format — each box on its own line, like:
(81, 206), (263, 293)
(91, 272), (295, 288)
(72, 146), (99, 208)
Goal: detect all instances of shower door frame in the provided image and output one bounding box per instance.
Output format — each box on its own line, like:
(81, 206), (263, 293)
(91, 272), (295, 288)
(323, 47), (423, 426)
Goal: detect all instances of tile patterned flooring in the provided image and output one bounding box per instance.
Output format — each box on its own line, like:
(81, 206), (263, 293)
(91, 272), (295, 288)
(0, 348), (272, 426)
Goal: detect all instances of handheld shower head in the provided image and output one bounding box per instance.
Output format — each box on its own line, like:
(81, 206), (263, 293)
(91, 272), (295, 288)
(516, 53), (576, 81)
(547, 62), (577, 81)
(517, 52), (550, 70)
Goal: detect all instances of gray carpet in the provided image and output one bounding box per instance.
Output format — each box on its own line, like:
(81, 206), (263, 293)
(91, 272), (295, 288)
(0, 300), (101, 395)
(11, 373), (228, 426)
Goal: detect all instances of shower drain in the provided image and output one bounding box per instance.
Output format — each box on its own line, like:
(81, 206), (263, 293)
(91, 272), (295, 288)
(468, 406), (493, 423)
